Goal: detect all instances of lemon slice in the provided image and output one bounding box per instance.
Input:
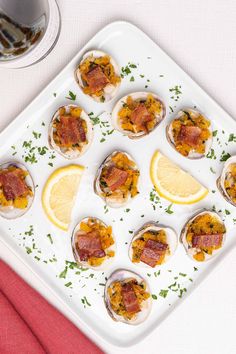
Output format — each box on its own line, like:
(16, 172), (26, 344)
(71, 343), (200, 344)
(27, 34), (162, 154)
(150, 151), (208, 204)
(42, 165), (84, 230)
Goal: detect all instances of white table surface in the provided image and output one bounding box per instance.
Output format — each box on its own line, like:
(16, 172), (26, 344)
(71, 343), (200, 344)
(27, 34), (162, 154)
(1, 1), (236, 353)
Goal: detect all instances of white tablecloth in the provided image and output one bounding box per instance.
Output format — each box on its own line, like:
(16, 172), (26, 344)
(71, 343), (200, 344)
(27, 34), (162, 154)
(1, 1), (236, 353)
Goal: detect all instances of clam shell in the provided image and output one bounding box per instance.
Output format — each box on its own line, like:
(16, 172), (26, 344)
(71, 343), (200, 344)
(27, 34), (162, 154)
(111, 92), (166, 139)
(94, 150), (139, 208)
(180, 209), (226, 262)
(128, 222), (178, 268)
(166, 108), (212, 159)
(48, 104), (93, 159)
(217, 156), (236, 207)
(74, 50), (121, 103)
(71, 216), (116, 271)
(0, 161), (34, 219)
(104, 269), (152, 325)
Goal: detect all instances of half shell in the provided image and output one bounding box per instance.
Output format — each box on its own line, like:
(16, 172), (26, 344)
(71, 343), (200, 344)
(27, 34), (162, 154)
(111, 92), (166, 139)
(128, 222), (178, 268)
(0, 161), (34, 219)
(71, 216), (116, 271)
(166, 108), (212, 159)
(75, 50), (121, 103)
(217, 156), (236, 207)
(104, 269), (152, 325)
(48, 104), (93, 159)
(180, 210), (226, 262)
(94, 150), (140, 208)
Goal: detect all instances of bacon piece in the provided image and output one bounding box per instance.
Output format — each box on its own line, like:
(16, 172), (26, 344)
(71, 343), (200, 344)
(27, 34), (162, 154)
(57, 116), (86, 146)
(121, 283), (140, 313)
(76, 231), (105, 261)
(85, 66), (109, 93)
(103, 166), (128, 192)
(0, 169), (28, 201)
(177, 125), (202, 147)
(140, 239), (168, 267)
(130, 104), (152, 131)
(192, 234), (223, 248)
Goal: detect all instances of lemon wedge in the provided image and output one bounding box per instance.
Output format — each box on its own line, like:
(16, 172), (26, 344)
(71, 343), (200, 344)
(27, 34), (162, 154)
(150, 151), (208, 204)
(42, 165), (84, 230)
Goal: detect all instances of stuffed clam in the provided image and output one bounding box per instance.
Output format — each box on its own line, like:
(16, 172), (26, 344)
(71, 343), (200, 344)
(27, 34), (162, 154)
(112, 92), (166, 139)
(48, 104), (93, 159)
(75, 50), (121, 103)
(217, 156), (236, 207)
(166, 108), (212, 159)
(72, 217), (115, 270)
(129, 222), (178, 268)
(0, 161), (34, 219)
(104, 269), (152, 325)
(94, 151), (140, 208)
(181, 210), (226, 262)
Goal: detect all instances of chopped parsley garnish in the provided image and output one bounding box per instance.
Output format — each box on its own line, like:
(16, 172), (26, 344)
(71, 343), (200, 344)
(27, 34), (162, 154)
(26, 247), (32, 254)
(159, 289), (168, 298)
(152, 294), (158, 300)
(206, 148), (216, 160)
(59, 266), (68, 279)
(169, 85), (182, 101)
(32, 131), (41, 139)
(88, 112), (100, 125)
(121, 62), (137, 78)
(81, 296), (91, 307)
(104, 205), (109, 214)
(220, 151), (231, 162)
(228, 133), (236, 142)
(66, 90), (76, 101)
(130, 76), (135, 82)
(225, 209), (231, 215)
(125, 208), (130, 213)
(212, 130), (218, 137)
(47, 234), (53, 244)
(149, 188), (161, 210)
(165, 204), (174, 214)
(65, 282), (72, 287)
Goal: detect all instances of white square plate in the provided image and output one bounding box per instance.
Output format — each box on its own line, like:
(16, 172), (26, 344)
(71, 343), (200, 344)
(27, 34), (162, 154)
(0, 21), (236, 347)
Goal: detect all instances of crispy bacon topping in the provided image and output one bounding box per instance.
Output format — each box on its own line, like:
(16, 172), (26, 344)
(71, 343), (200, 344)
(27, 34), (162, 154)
(140, 239), (168, 267)
(57, 116), (86, 146)
(103, 166), (128, 191)
(85, 66), (109, 93)
(130, 104), (152, 131)
(177, 125), (202, 147)
(192, 234), (223, 248)
(76, 231), (105, 261)
(121, 283), (140, 313)
(0, 168), (28, 201)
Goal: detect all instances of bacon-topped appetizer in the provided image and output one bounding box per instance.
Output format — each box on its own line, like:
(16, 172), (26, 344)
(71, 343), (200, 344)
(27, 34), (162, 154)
(166, 108), (212, 159)
(72, 217), (115, 270)
(112, 92), (166, 139)
(104, 269), (152, 325)
(0, 162), (34, 219)
(49, 105), (93, 159)
(181, 210), (226, 262)
(217, 156), (236, 207)
(129, 222), (177, 268)
(75, 50), (121, 103)
(94, 151), (140, 208)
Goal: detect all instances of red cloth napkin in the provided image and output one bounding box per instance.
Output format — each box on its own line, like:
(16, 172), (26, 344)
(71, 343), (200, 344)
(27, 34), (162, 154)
(0, 260), (104, 354)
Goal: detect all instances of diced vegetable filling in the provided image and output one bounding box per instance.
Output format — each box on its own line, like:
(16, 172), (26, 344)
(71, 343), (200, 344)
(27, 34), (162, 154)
(171, 110), (211, 156)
